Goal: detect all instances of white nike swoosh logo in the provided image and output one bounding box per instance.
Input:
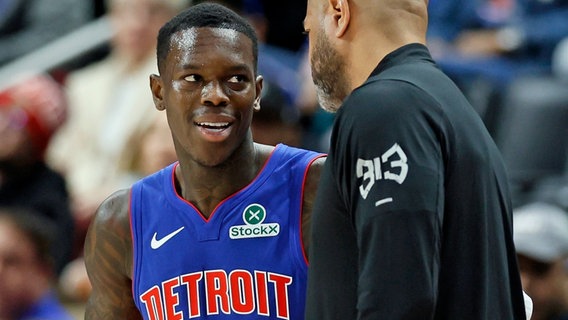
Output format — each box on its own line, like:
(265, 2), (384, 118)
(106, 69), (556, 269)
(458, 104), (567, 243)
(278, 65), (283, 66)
(151, 226), (185, 249)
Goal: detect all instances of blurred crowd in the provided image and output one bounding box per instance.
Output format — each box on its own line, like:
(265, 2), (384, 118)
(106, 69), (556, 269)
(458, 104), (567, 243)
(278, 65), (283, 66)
(1, 0), (568, 319)
(427, 0), (568, 208)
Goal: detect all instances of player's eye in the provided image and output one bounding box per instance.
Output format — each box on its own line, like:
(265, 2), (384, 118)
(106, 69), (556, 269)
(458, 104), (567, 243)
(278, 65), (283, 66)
(228, 75), (246, 83)
(184, 74), (201, 82)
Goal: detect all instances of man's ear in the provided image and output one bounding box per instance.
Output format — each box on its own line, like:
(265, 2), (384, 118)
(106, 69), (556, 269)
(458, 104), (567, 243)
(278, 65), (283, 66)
(254, 75), (264, 111)
(330, 0), (350, 38)
(150, 74), (166, 111)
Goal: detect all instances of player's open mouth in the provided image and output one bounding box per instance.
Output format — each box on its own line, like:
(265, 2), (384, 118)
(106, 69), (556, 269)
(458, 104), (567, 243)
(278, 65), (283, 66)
(195, 121), (231, 132)
(195, 120), (233, 141)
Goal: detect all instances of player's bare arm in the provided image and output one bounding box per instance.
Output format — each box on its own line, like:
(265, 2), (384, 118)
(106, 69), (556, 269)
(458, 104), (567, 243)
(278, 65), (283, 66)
(301, 156), (326, 257)
(84, 189), (142, 319)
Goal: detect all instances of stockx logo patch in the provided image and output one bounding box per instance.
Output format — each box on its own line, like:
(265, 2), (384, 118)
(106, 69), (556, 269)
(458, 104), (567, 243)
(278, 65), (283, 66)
(229, 204), (280, 239)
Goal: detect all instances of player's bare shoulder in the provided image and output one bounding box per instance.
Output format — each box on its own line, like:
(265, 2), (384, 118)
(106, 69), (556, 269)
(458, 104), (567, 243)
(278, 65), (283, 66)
(306, 155), (326, 196)
(302, 153), (326, 219)
(84, 188), (140, 319)
(85, 189), (132, 273)
(301, 152), (326, 258)
(94, 189), (130, 223)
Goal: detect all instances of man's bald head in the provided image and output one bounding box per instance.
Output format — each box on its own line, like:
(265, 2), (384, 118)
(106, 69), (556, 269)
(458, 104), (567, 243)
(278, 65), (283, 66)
(351, 0), (428, 43)
(304, 0), (429, 95)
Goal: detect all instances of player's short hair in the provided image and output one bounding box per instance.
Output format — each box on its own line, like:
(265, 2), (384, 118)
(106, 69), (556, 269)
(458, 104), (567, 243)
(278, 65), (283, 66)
(156, 2), (258, 74)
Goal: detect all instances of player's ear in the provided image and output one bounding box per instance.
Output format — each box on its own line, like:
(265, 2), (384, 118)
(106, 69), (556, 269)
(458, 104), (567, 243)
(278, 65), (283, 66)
(330, 0), (350, 38)
(254, 75), (263, 111)
(150, 74), (166, 111)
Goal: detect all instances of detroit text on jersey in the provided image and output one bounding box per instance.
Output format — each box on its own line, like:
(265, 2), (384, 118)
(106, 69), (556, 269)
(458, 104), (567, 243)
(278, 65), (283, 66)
(140, 269), (293, 319)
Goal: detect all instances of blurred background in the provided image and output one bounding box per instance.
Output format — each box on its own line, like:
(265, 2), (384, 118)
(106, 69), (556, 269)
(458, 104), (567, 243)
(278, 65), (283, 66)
(0, 0), (567, 319)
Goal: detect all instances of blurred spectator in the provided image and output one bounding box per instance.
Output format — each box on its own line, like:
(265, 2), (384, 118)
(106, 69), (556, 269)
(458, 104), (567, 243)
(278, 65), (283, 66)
(0, 0), (93, 66)
(0, 74), (74, 275)
(514, 202), (568, 320)
(46, 0), (190, 246)
(427, 0), (568, 134)
(0, 207), (74, 320)
(131, 113), (177, 176)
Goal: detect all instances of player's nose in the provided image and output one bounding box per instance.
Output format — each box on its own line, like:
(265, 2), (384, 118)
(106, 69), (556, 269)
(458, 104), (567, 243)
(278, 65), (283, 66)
(201, 80), (229, 107)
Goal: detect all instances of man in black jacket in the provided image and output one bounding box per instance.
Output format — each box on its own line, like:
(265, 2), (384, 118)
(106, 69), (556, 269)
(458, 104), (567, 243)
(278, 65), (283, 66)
(303, 0), (528, 318)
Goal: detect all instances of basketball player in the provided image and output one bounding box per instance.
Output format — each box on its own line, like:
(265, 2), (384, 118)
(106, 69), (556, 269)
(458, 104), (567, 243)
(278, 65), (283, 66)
(83, 3), (325, 319)
(303, 0), (528, 318)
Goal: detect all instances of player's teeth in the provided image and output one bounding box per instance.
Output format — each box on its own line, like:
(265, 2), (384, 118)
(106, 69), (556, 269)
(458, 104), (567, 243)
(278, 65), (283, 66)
(199, 122), (229, 127)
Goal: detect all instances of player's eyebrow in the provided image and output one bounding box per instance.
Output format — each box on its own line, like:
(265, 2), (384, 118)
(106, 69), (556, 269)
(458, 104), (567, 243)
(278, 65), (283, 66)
(226, 64), (251, 73)
(180, 63), (200, 70)
(180, 63), (251, 73)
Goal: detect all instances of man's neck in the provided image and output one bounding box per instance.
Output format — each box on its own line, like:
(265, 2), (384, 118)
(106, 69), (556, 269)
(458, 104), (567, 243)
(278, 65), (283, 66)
(175, 142), (271, 218)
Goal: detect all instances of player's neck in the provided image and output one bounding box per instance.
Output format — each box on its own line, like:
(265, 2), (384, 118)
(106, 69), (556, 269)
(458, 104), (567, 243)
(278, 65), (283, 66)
(174, 142), (270, 218)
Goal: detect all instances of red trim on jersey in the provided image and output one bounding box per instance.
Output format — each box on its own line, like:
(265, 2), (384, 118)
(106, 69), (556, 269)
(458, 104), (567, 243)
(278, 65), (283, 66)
(169, 146), (278, 223)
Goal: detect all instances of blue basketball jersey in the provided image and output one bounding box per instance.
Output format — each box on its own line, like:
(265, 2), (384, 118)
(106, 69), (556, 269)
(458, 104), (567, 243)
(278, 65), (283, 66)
(130, 144), (324, 319)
